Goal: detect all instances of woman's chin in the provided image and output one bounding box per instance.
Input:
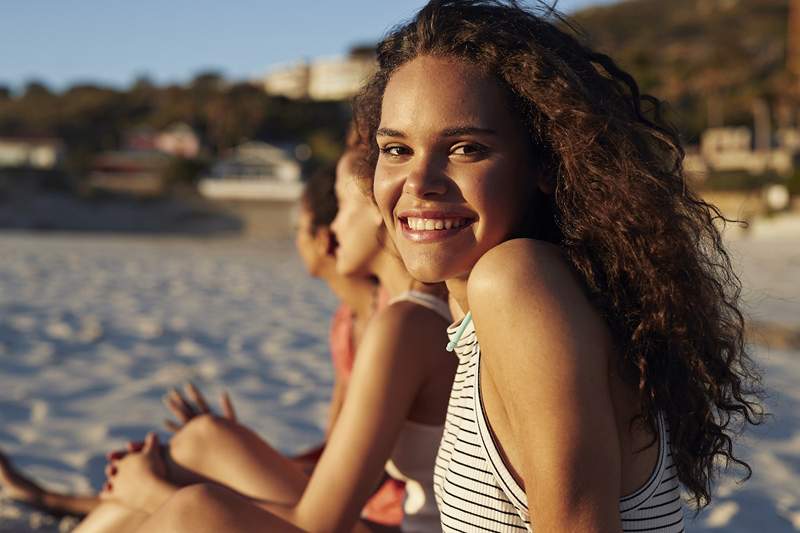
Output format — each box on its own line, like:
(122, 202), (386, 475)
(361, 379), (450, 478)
(336, 261), (368, 279)
(405, 261), (457, 285)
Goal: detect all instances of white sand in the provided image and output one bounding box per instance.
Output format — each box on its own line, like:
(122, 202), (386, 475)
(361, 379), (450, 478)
(0, 227), (797, 532)
(0, 233), (337, 531)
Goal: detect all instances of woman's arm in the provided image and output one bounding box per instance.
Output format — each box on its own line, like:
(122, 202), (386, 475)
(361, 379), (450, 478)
(262, 303), (449, 532)
(469, 239), (624, 533)
(325, 375), (349, 438)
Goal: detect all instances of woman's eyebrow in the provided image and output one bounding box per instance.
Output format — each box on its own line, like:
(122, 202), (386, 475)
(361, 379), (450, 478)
(441, 126), (497, 137)
(376, 127), (405, 138)
(376, 126), (497, 138)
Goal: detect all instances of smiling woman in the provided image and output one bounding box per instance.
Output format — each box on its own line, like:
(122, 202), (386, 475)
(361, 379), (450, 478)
(350, 0), (764, 531)
(372, 55), (542, 285)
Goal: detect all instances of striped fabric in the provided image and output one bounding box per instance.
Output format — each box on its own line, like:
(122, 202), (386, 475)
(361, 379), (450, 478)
(434, 318), (685, 532)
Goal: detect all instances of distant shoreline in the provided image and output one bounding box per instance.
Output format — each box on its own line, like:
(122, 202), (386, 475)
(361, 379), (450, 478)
(0, 190), (300, 239)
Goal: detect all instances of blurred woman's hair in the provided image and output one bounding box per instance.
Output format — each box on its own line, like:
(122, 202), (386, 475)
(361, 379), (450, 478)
(302, 164), (338, 232)
(353, 0), (763, 508)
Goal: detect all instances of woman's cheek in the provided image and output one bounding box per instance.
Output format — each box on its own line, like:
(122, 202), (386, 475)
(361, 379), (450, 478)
(373, 176), (396, 224)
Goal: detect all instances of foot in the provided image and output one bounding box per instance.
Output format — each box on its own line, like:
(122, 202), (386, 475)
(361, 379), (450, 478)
(0, 449), (45, 506)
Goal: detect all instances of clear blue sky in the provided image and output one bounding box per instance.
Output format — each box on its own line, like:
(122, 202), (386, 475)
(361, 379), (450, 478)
(1, 0), (615, 91)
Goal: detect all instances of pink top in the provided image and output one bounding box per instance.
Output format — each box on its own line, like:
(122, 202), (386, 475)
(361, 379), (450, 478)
(329, 303), (356, 381)
(329, 287), (391, 381)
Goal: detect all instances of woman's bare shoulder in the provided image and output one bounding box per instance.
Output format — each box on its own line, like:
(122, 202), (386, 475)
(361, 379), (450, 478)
(467, 238), (574, 307)
(467, 238), (610, 373)
(362, 298), (450, 363)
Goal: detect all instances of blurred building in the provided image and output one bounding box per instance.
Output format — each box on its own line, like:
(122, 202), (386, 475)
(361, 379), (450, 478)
(88, 150), (171, 197)
(694, 127), (797, 176)
(124, 123), (201, 158)
(0, 137), (64, 169)
(260, 54), (377, 101)
(777, 127), (800, 152)
(261, 61), (311, 100)
(154, 123), (201, 158)
(198, 141), (302, 201)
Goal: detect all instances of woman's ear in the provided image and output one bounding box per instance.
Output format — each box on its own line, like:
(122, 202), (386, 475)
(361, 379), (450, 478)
(314, 227), (336, 258)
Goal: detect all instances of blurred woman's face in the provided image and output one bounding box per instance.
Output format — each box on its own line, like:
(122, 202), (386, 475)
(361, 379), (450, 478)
(331, 152), (383, 277)
(373, 55), (539, 283)
(294, 202), (327, 278)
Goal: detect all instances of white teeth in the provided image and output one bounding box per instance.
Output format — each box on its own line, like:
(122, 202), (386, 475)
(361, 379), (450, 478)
(406, 217), (468, 231)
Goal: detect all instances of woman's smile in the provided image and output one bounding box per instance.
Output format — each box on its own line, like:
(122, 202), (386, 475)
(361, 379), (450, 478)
(398, 208), (477, 243)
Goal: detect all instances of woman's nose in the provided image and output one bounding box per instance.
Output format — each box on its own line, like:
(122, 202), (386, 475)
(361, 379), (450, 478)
(403, 160), (447, 198)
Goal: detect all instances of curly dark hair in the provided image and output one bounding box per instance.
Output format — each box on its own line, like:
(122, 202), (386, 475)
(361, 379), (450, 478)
(302, 164), (338, 232)
(353, 0), (764, 508)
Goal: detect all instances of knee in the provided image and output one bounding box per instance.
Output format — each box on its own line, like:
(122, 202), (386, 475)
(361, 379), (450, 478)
(169, 414), (240, 463)
(153, 484), (232, 532)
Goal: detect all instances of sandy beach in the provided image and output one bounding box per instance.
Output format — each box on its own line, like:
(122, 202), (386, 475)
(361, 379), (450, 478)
(0, 217), (798, 531)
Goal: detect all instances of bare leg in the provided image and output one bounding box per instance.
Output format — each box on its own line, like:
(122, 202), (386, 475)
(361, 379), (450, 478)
(72, 500), (148, 533)
(133, 484), (303, 533)
(2, 416), (311, 519)
(167, 414), (308, 504)
(0, 449), (98, 516)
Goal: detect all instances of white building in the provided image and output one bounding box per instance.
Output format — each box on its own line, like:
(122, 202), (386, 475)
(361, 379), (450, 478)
(199, 141), (303, 201)
(155, 123), (201, 158)
(261, 62), (311, 100)
(699, 127), (795, 175)
(260, 54), (377, 101)
(0, 137), (63, 169)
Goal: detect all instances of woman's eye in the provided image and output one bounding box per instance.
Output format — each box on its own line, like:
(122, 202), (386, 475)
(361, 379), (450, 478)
(379, 145), (409, 158)
(451, 143), (487, 157)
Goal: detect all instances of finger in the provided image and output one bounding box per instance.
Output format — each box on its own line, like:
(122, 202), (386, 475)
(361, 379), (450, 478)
(106, 449), (126, 461)
(104, 464), (117, 478)
(163, 419), (182, 432)
(185, 382), (210, 414)
(143, 432), (159, 454)
(100, 482), (113, 497)
(162, 390), (188, 421)
(163, 395), (190, 424)
(127, 441), (144, 453)
(220, 391), (237, 422)
(163, 390), (194, 422)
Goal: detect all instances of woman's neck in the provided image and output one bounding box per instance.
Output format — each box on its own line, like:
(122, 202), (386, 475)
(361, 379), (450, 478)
(369, 249), (416, 299)
(445, 276), (469, 314)
(319, 261), (376, 319)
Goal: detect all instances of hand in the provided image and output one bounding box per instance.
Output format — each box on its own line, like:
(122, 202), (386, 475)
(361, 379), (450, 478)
(162, 382), (237, 432)
(101, 432), (172, 512)
(105, 439), (144, 462)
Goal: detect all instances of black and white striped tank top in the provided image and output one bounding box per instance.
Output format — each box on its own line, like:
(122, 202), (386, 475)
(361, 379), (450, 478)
(434, 316), (685, 532)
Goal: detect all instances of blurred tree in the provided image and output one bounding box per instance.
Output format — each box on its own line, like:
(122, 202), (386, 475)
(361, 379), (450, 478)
(191, 71), (225, 93)
(23, 80), (52, 99)
(349, 43), (377, 59)
(162, 156), (209, 194)
(0, 70), (348, 186)
(131, 74), (156, 92)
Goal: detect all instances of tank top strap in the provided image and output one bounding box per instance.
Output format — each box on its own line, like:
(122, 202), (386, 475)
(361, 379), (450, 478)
(388, 290), (452, 322)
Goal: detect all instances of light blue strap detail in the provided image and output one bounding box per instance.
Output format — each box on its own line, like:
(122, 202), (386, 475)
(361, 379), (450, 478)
(446, 311), (473, 352)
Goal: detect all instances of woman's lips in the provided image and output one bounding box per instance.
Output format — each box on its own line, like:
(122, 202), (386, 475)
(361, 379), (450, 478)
(398, 215), (475, 243)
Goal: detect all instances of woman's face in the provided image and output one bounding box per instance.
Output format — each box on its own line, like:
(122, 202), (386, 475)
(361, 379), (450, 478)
(373, 55), (540, 283)
(330, 152), (384, 277)
(294, 202), (327, 278)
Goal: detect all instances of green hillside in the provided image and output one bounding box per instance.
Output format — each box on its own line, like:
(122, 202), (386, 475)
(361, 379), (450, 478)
(570, 0), (792, 141)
